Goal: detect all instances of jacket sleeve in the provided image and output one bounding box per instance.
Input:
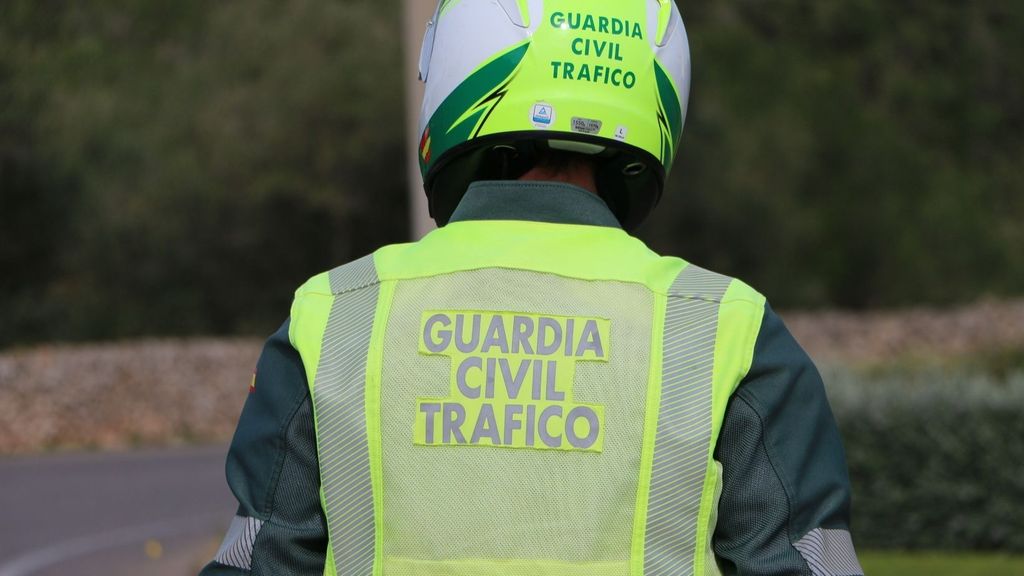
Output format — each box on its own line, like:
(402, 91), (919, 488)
(712, 305), (863, 576)
(199, 319), (328, 576)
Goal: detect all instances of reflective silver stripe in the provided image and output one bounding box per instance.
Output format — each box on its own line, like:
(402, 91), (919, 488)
(794, 528), (864, 576)
(316, 255), (380, 576)
(329, 254), (380, 294)
(645, 264), (732, 576)
(213, 515), (263, 570)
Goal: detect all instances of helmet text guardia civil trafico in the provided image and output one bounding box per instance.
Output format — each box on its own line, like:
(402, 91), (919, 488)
(418, 0), (690, 231)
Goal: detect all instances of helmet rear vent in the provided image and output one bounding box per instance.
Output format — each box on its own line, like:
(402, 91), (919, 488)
(623, 162), (647, 176)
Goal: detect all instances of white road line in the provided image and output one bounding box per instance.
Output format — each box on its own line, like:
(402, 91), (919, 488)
(0, 513), (223, 576)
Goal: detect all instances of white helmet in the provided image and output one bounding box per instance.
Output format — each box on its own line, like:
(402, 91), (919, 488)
(417, 0), (691, 230)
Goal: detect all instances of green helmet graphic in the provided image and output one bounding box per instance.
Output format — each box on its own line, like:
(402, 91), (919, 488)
(417, 0), (690, 230)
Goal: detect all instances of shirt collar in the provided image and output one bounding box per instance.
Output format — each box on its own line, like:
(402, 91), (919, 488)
(447, 181), (622, 229)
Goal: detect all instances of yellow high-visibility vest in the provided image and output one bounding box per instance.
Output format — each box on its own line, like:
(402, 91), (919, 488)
(289, 219), (765, 576)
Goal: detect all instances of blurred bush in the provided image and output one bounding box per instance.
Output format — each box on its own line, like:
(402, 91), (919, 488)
(2, 1), (1023, 346)
(826, 367), (1024, 551)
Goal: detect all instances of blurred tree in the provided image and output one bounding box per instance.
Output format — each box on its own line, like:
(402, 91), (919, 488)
(646, 1), (1024, 308)
(0, 0), (1022, 346)
(1, 0), (406, 345)
(0, 3), (83, 345)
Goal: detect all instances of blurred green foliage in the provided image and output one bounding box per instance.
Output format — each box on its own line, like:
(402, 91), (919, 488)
(860, 551), (1024, 576)
(0, 0), (406, 345)
(2, 1), (1023, 345)
(649, 2), (1024, 308)
(826, 368), (1024, 551)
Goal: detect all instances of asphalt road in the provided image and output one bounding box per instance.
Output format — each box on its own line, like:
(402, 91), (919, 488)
(0, 446), (235, 576)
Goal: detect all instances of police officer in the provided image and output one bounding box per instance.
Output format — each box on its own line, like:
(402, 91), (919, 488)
(201, 1), (863, 574)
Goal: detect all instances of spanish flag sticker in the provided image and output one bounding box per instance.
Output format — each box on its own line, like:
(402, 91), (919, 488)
(419, 126), (432, 163)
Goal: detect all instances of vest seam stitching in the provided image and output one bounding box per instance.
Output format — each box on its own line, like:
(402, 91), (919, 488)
(666, 294), (764, 306)
(666, 294), (725, 304)
(372, 267), (763, 302)
(295, 285), (381, 301)
(379, 267), (661, 292)
(332, 281), (382, 296)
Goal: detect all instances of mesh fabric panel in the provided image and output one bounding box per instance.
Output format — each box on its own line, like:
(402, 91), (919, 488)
(713, 396), (810, 575)
(379, 268), (654, 572)
(250, 396), (330, 576)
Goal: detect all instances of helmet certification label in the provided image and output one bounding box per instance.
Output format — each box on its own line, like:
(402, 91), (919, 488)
(415, 310), (609, 453)
(571, 117), (603, 136)
(531, 103), (555, 128)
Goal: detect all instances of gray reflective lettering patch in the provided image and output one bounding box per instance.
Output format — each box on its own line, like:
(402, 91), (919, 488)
(456, 356), (483, 399)
(537, 317), (562, 355)
(419, 403), (442, 444)
(455, 314), (481, 353)
(500, 358), (530, 399)
(482, 315), (510, 354)
(503, 404), (525, 445)
(423, 313), (451, 353)
(575, 319), (605, 358)
(538, 405), (563, 448)
(511, 316), (535, 354)
(443, 403), (467, 444)
(415, 311), (609, 452)
(565, 406), (600, 449)
(471, 403), (501, 444)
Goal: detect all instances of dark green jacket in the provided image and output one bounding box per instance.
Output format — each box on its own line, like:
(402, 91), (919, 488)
(200, 182), (861, 576)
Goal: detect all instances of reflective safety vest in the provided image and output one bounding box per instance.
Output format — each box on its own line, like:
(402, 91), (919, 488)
(289, 220), (765, 576)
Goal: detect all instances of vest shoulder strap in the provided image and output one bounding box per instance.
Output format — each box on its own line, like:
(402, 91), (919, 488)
(667, 263), (733, 302)
(642, 262), (765, 576)
(326, 253), (380, 295)
(300, 253), (383, 576)
(667, 263), (766, 309)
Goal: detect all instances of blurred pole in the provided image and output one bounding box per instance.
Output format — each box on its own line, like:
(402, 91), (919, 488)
(404, 0), (436, 240)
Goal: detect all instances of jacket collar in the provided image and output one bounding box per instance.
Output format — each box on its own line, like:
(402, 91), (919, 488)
(447, 181), (622, 229)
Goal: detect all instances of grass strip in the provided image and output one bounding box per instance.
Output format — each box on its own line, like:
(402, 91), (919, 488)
(860, 551), (1024, 575)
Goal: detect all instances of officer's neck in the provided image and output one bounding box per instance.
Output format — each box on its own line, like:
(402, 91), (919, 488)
(518, 162), (598, 195)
